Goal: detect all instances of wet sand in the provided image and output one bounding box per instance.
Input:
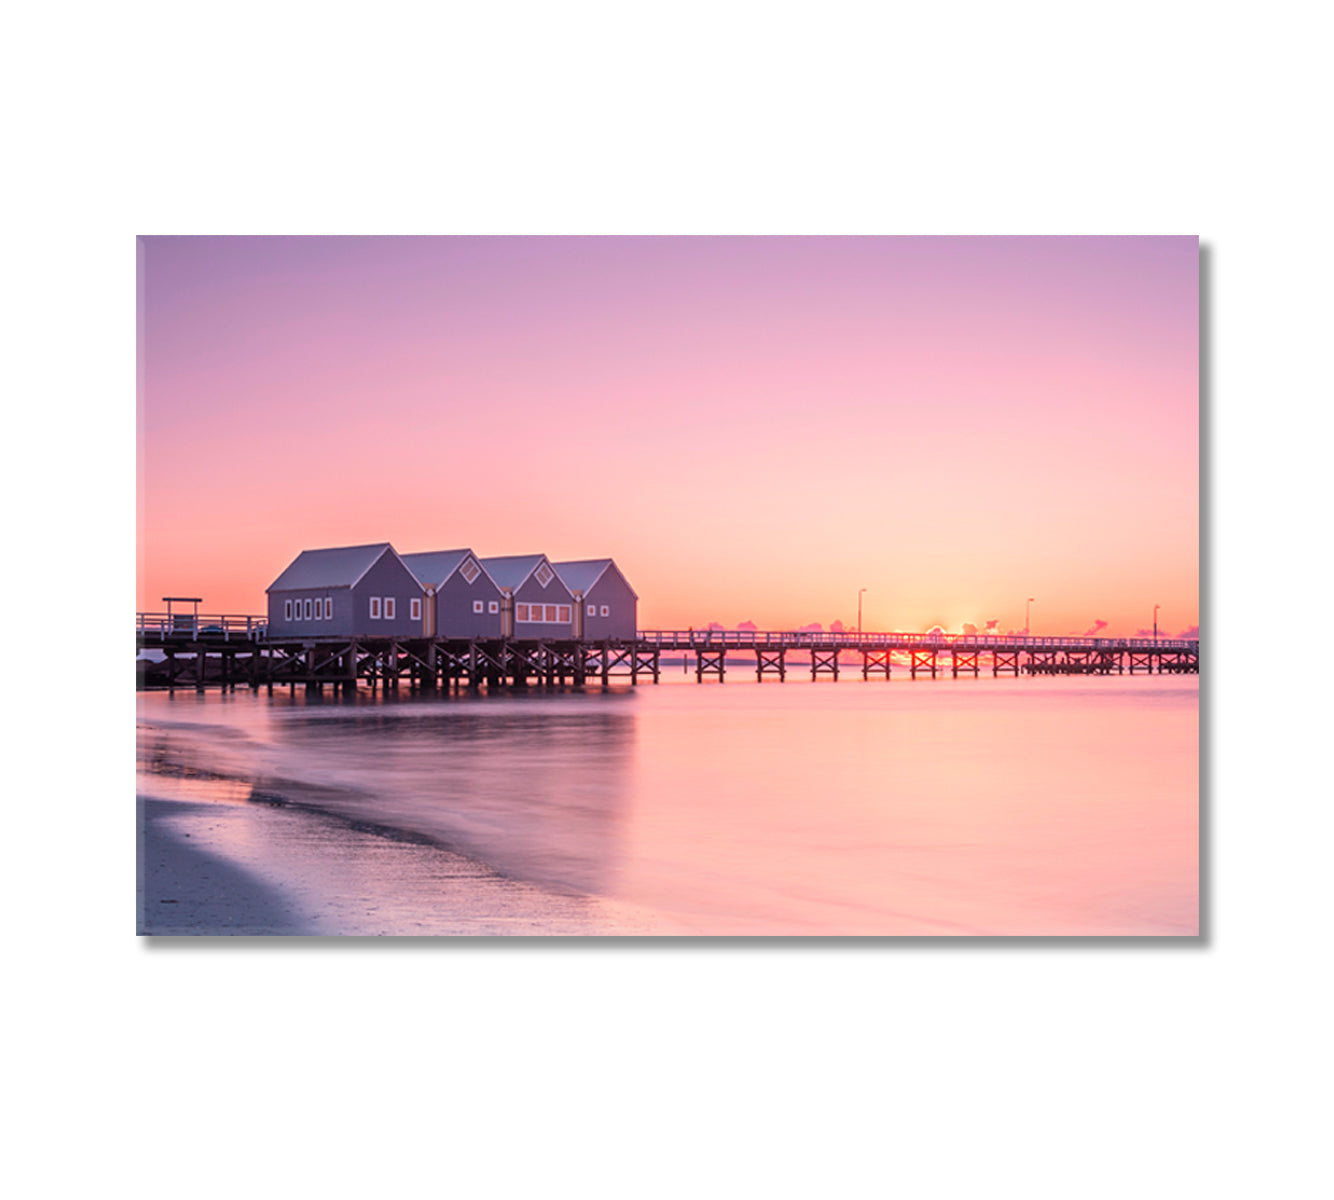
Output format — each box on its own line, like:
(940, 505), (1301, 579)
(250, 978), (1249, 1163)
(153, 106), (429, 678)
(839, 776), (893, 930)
(139, 796), (316, 933)
(137, 787), (674, 936)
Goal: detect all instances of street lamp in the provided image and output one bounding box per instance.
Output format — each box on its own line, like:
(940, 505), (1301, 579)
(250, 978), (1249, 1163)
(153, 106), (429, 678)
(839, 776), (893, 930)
(1154, 604), (1160, 641)
(858, 588), (866, 638)
(1026, 597), (1035, 637)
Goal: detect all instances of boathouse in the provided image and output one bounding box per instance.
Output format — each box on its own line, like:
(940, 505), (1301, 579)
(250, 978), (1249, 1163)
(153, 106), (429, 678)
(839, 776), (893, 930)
(266, 543), (424, 638)
(400, 549), (504, 638)
(479, 554), (576, 639)
(552, 559), (638, 640)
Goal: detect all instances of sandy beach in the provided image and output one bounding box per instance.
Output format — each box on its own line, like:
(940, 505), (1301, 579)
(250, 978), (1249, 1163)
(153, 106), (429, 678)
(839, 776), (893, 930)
(138, 795), (315, 934)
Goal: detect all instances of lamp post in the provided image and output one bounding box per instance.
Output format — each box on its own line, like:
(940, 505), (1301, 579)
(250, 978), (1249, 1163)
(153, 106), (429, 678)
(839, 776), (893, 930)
(1154, 604), (1160, 642)
(858, 588), (866, 638)
(1026, 597), (1035, 638)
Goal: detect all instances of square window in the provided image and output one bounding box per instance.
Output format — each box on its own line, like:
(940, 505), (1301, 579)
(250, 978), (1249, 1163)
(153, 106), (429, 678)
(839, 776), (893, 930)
(284, 600), (293, 621)
(324, 598), (332, 620)
(600, 605), (610, 617)
(557, 605), (570, 622)
(587, 604), (596, 616)
(370, 597), (382, 619)
(385, 598), (396, 620)
(488, 600), (499, 614)
(473, 600), (484, 614)
(303, 598), (312, 621)
(516, 603), (529, 621)
(410, 598), (421, 621)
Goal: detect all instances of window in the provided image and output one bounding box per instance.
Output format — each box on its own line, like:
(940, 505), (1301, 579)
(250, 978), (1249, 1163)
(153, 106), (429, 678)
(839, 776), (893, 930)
(410, 598), (421, 621)
(488, 600), (499, 614)
(600, 605), (610, 617)
(460, 559), (480, 584)
(473, 600), (484, 614)
(535, 563), (554, 587)
(587, 604), (596, 616)
(545, 604), (558, 622)
(324, 598), (332, 620)
(385, 597), (396, 620)
(557, 605), (571, 623)
(303, 598), (312, 621)
(516, 603), (529, 621)
(284, 599), (293, 621)
(370, 597), (382, 620)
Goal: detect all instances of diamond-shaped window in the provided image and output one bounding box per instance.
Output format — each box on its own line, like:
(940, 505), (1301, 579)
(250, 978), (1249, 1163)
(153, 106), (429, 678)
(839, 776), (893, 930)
(460, 559), (480, 584)
(535, 563), (554, 588)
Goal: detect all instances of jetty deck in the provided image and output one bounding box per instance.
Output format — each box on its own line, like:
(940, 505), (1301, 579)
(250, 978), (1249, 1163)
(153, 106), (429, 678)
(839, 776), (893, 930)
(136, 613), (1199, 691)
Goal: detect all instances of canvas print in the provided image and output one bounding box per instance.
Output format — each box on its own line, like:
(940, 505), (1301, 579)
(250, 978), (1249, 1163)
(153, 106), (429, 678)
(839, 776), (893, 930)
(136, 235), (1199, 937)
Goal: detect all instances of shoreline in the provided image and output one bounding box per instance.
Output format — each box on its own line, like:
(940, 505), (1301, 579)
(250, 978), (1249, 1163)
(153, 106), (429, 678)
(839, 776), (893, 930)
(138, 709), (687, 937)
(136, 773), (677, 938)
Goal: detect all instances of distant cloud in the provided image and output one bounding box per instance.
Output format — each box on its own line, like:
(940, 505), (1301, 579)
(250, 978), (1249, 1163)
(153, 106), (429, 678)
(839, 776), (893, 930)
(985, 619), (1000, 633)
(1178, 625), (1199, 639)
(925, 624), (946, 636)
(736, 620), (757, 632)
(798, 622), (823, 632)
(830, 620), (846, 633)
(962, 623), (978, 636)
(1084, 619), (1109, 636)
(707, 621), (725, 631)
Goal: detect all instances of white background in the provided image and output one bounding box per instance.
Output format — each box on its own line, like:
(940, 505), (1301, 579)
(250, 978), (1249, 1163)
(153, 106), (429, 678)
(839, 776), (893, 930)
(5, 3), (1329, 1196)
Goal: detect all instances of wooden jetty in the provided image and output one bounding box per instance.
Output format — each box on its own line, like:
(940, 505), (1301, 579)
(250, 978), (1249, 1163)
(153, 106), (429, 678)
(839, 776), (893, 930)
(136, 613), (1200, 692)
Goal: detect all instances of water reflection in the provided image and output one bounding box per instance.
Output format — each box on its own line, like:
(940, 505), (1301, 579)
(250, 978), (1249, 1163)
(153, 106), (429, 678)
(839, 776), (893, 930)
(142, 687), (637, 896)
(138, 674), (1198, 935)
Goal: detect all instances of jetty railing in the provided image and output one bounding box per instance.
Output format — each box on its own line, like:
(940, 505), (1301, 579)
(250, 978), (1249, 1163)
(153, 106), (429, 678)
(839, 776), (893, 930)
(134, 613), (1197, 653)
(137, 612), (268, 641)
(635, 630), (1199, 651)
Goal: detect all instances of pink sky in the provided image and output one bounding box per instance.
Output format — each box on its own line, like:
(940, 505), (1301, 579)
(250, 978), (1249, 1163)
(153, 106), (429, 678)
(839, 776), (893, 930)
(138, 236), (1198, 635)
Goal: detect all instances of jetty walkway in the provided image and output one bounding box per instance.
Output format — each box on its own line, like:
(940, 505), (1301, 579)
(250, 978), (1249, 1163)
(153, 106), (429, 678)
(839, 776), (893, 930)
(136, 613), (1200, 691)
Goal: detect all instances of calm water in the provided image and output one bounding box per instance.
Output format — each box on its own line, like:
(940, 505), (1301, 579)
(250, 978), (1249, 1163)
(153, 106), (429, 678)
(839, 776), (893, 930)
(137, 672), (1198, 935)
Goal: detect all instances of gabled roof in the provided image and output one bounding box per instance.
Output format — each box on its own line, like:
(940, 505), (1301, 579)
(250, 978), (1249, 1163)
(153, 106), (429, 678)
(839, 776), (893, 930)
(400, 549), (491, 589)
(551, 558), (639, 601)
(479, 554), (564, 593)
(266, 543), (401, 593)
